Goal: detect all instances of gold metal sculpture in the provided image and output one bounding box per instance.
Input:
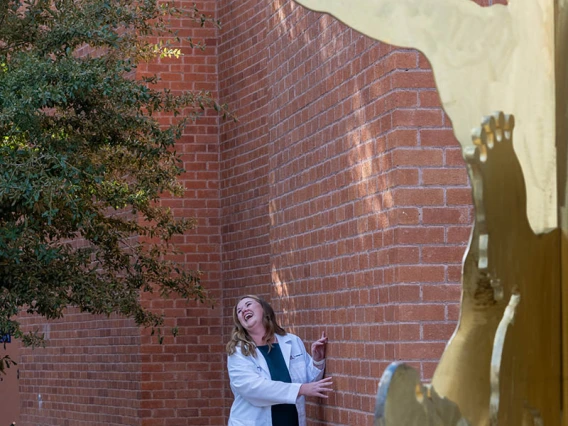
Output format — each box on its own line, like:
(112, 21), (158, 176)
(293, 0), (568, 424)
(375, 362), (469, 426)
(436, 112), (559, 425)
(372, 112), (561, 425)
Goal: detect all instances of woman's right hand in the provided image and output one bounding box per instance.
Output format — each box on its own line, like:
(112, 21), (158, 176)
(299, 377), (333, 398)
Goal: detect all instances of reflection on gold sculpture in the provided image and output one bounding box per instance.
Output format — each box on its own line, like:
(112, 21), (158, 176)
(293, 0), (567, 424)
(294, 0), (556, 234)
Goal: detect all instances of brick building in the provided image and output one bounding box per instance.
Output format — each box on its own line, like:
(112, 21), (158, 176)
(10, 0), (477, 424)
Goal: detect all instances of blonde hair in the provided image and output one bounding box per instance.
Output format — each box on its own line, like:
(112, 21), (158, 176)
(226, 295), (286, 357)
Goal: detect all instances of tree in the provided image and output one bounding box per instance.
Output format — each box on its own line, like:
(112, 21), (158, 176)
(0, 0), (232, 371)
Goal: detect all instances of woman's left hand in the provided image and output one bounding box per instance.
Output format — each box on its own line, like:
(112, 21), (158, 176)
(311, 331), (327, 362)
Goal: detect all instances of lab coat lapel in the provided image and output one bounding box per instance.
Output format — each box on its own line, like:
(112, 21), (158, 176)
(253, 346), (270, 376)
(276, 333), (292, 370)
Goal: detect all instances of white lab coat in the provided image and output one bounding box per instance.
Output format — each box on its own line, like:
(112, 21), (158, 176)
(227, 332), (325, 426)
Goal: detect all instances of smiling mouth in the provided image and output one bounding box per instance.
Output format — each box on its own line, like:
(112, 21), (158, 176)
(244, 312), (253, 321)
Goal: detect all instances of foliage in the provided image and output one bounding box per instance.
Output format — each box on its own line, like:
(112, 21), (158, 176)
(0, 0), (232, 353)
(0, 354), (16, 375)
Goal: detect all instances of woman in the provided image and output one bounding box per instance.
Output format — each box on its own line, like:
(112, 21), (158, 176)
(226, 295), (333, 426)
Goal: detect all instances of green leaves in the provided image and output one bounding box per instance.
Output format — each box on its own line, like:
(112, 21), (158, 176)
(0, 0), (233, 346)
(0, 355), (17, 375)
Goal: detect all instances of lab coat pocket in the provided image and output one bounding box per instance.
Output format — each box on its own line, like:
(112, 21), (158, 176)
(288, 353), (306, 381)
(290, 351), (304, 360)
(289, 353), (303, 365)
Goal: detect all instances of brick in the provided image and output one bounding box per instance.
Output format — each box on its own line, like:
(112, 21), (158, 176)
(386, 129), (419, 149)
(420, 128), (458, 147)
(447, 303), (461, 321)
(388, 247), (420, 264)
(447, 226), (472, 244)
(395, 227), (445, 244)
(388, 168), (420, 186)
(447, 187), (473, 205)
(396, 342), (446, 360)
(384, 90), (420, 110)
(389, 208), (420, 225)
(422, 323), (457, 341)
(387, 50), (419, 70)
(418, 91), (442, 108)
(422, 246), (466, 263)
(418, 52), (432, 69)
(396, 323), (421, 340)
(392, 109), (444, 127)
(391, 70), (436, 89)
(421, 361), (439, 380)
(445, 147), (467, 166)
(392, 188), (444, 206)
(396, 265), (446, 283)
(422, 284), (463, 302)
(422, 207), (471, 224)
(422, 168), (469, 185)
(447, 265), (464, 282)
(391, 285), (421, 302)
(392, 149), (444, 167)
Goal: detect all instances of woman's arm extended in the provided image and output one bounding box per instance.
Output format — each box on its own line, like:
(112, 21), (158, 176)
(228, 351), (301, 407)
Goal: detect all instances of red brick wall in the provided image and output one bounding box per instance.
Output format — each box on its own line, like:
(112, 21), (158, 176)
(217, 0), (272, 414)
(218, 0), (272, 297)
(138, 0), (225, 424)
(17, 1), (225, 425)
(219, 1), (471, 424)
(18, 312), (142, 425)
(16, 0), (475, 425)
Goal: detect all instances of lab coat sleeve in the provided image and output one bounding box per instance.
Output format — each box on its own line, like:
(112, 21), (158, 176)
(228, 350), (302, 407)
(307, 357), (324, 382)
(300, 338), (325, 383)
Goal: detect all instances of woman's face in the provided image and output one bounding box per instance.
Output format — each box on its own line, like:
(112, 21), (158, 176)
(236, 297), (264, 332)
